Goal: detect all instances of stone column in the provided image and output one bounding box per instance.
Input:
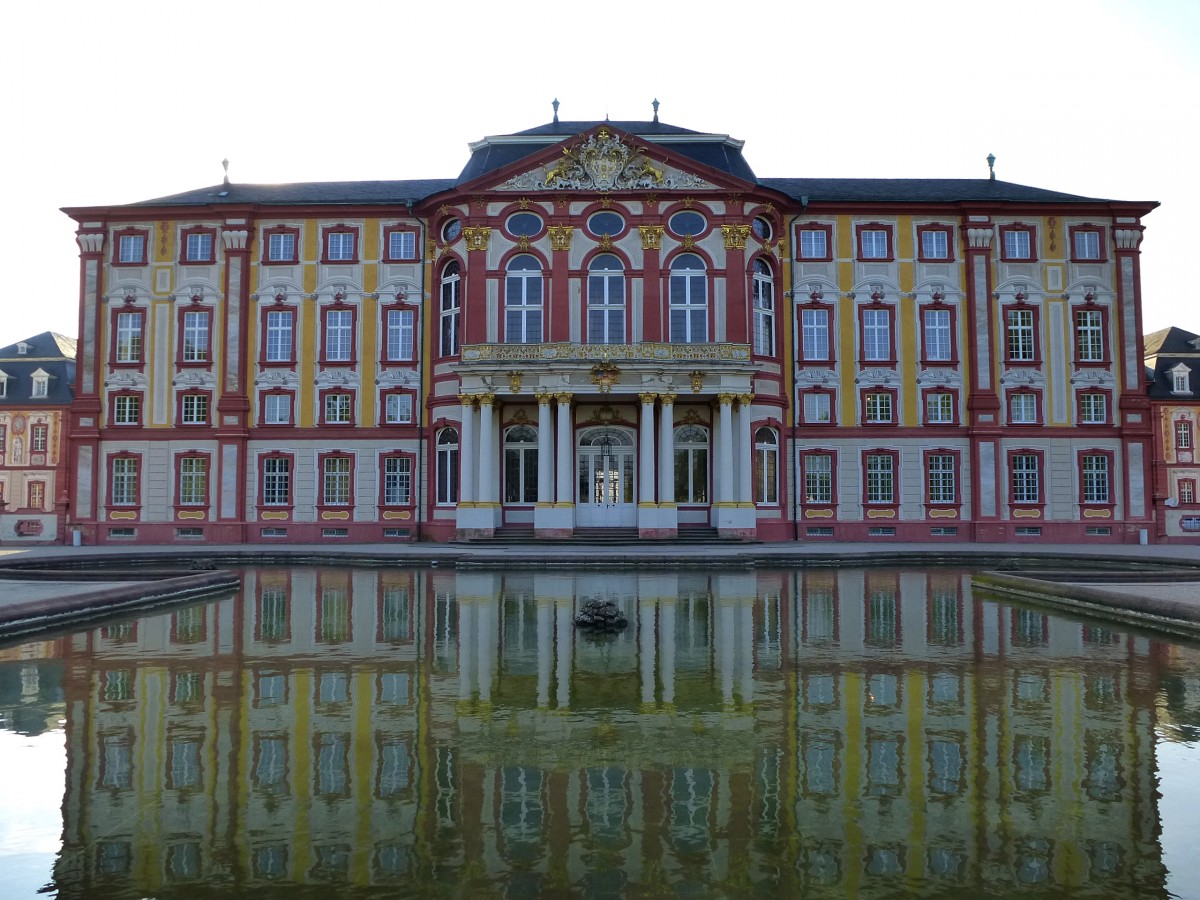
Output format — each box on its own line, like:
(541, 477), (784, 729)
(717, 393), (735, 505)
(477, 393), (496, 505)
(658, 391), (676, 504)
(555, 393), (573, 506)
(639, 393), (657, 505)
(537, 392), (554, 506)
(458, 394), (477, 505)
(737, 393), (754, 506)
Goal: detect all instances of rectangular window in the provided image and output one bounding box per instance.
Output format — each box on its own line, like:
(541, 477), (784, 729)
(322, 457), (352, 506)
(31, 424), (48, 452)
(115, 312), (143, 363)
(1011, 454), (1040, 505)
(185, 232), (213, 262)
(1075, 309), (1104, 362)
(1174, 370), (1192, 394)
(1180, 479), (1196, 505)
(799, 229), (828, 260)
(927, 454), (956, 504)
(925, 392), (954, 424)
(1003, 229), (1032, 259)
(384, 393), (413, 424)
(178, 457), (208, 506)
(860, 229), (890, 260)
(383, 457), (412, 506)
(28, 482), (45, 509)
(263, 393), (292, 425)
(866, 454), (894, 504)
(1073, 230), (1101, 260)
(388, 231), (416, 260)
(801, 308), (830, 361)
(862, 308), (892, 362)
(264, 309), (294, 363)
(326, 231), (356, 262)
(922, 309), (952, 362)
(262, 457), (291, 507)
(118, 234), (145, 264)
(113, 394), (141, 425)
(1176, 420), (1193, 450)
(803, 454), (833, 504)
(1010, 392), (1038, 425)
(865, 392), (893, 424)
(324, 309), (353, 362)
(267, 231), (296, 263)
(325, 393), (352, 424)
(111, 457), (139, 506)
(385, 309), (414, 361)
(181, 394), (209, 425)
(1006, 308), (1036, 362)
(181, 310), (210, 362)
(802, 392), (832, 425)
(920, 228), (951, 260)
(32, 378), (48, 398)
(1079, 393), (1107, 424)
(1082, 454), (1110, 505)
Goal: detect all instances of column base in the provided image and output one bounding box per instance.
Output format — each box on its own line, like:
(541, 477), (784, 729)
(457, 504), (500, 538)
(639, 504), (678, 539)
(713, 504), (756, 539)
(535, 504), (575, 538)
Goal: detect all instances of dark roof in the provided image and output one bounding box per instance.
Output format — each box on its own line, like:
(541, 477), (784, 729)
(0, 332), (77, 406)
(1144, 326), (1200, 358)
(124, 178), (457, 209)
(761, 178), (1112, 204)
(513, 120), (705, 137)
(1144, 326), (1200, 399)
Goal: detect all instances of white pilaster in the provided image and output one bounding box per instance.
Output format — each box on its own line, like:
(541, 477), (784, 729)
(737, 394), (753, 505)
(459, 395), (477, 504)
(477, 393), (496, 505)
(717, 393), (735, 504)
(555, 393), (573, 506)
(658, 392), (676, 504)
(639, 393), (657, 504)
(537, 392), (554, 505)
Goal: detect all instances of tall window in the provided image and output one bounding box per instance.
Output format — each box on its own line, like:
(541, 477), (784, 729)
(752, 260), (774, 356)
(180, 393), (209, 425)
(115, 312), (143, 363)
(669, 254), (708, 343)
(1073, 229), (1102, 260)
(384, 393), (413, 425)
(1003, 228), (1032, 260)
(861, 308), (892, 362)
(185, 231), (213, 263)
(324, 309), (354, 362)
(801, 308), (830, 361)
(324, 393), (353, 424)
(113, 394), (141, 425)
(267, 231), (296, 263)
(920, 228), (951, 260)
(1079, 392), (1107, 424)
(322, 456), (352, 506)
(30, 424), (48, 452)
(440, 262), (461, 356)
(587, 254), (625, 344)
(673, 424), (709, 503)
(326, 230), (356, 262)
(436, 429), (459, 504)
(111, 456), (140, 506)
(264, 309), (294, 363)
(382, 457), (412, 506)
(178, 457), (208, 506)
(802, 453), (833, 504)
(802, 392), (832, 425)
(385, 308), (414, 361)
(925, 392), (954, 425)
(505, 255), (543, 343)
(181, 310), (210, 363)
(865, 453), (895, 505)
(262, 457), (291, 507)
(1006, 308), (1036, 362)
(387, 230), (417, 260)
(864, 392), (893, 424)
(859, 228), (890, 260)
(753, 427), (778, 504)
(1081, 454), (1110, 505)
(262, 392), (292, 425)
(1074, 308), (1104, 362)
(927, 454), (956, 504)
(922, 309), (952, 362)
(1009, 392), (1038, 425)
(28, 482), (45, 509)
(1176, 420), (1193, 450)
(1011, 454), (1040, 505)
(504, 425), (538, 504)
(117, 233), (145, 264)
(798, 228), (829, 260)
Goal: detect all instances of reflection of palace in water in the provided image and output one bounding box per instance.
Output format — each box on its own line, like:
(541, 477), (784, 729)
(48, 567), (1169, 896)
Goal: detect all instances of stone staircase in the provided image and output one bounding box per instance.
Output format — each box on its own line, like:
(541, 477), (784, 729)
(458, 525), (740, 545)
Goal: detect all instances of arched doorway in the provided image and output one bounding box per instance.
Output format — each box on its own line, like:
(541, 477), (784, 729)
(576, 427), (636, 527)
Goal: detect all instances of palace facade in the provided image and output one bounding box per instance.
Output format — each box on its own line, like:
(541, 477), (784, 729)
(1144, 326), (1200, 541)
(62, 109), (1157, 544)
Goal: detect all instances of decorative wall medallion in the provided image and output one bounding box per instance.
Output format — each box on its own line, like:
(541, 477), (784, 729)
(503, 128), (710, 192)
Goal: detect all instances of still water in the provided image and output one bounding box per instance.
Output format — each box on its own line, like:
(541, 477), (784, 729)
(2, 565), (1200, 899)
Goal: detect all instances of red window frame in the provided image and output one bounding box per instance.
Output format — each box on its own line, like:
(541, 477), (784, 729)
(320, 301), (358, 366)
(918, 300), (958, 365)
(260, 302), (298, 367)
(921, 388), (959, 426)
(179, 226), (217, 265)
(862, 448), (900, 508)
(999, 224), (1038, 262)
(1076, 389), (1111, 426)
(112, 228), (149, 266)
(1179, 478), (1197, 506)
(109, 391), (143, 427)
(106, 451), (142, 511)
(110, 305), (146, 367)
(855, 223), (894, 262)
(800, 572), (840, 641)
(259, 389), (296, 427)
(380, 390), (416, 426)
(1069, 225), (1107, 263)
(799, 448), (838, 508)
(319, 388), (357, 426)
(30, 423), (48, 453)
(1072, 301), (1110, 366)
(798, 299), (836, 365)
(177, 303), (213, 366)
(1007, 448), (1046, 510)
(858, 302), (896, 366)
(799, 388), (836, 426)
(864, 572), (902, 646)
(1078, 449), (1115, 509)
(380, 303), (415, 364)
(923, 448), (962, 509)
(916, 224), (955, 262)
(860, 387), (898, 425)
(176, 390), (212, 427)
(27, 480), (46, 510)
(262, 226), (301, 265)
(174, 451), (212, 512)
(1007, 388), (1043, 426)
(315, 572), (353, 644)
(321, 225), (359, 264)
(317, 451), (356, 512)
(1175, 418), (1194, 451)
(795, 223), (834, 261)
(382, 226), (420, 263)
(1002, 302), (1041, 365)
(257, 451), (295, 513)
(379, 452), (417, 510)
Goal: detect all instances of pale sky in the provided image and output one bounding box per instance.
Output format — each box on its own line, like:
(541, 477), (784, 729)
(2, 0), (1196, 349)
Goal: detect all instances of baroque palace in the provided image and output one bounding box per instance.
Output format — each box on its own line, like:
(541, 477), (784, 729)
(60, 104), (1157, 544)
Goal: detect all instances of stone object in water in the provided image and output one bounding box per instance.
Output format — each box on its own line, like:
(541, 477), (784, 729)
(574, 597), (628, 631)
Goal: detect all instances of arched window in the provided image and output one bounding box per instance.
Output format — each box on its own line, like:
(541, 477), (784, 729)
(753, 427), (778, 504)
(669, 254), (707, 343)
(752, 259), (774, 356)
(439, 262), (461, 357)
(587, 254), (625, 344)
(673, 424), (709, 504)
(436, 428), (459, 505)
(505, 255), (543, 343)
(504, 425), (538, 504)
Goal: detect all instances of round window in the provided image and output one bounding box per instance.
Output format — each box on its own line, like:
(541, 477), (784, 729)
(588, 211), (625, 236)
(752, 216), (773, 241)
(669, 211), (706, 236)
(507, 212), (542, 236)
(442, 219), (462, 242)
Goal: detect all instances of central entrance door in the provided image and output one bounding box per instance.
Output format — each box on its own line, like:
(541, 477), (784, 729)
(576, 428), (636, 527)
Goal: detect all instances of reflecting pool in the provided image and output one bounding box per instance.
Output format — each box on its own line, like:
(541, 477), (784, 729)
(3, 565), (1200, 898)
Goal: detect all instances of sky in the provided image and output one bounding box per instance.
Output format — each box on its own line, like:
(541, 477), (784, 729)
(2, 0), (1196, 348)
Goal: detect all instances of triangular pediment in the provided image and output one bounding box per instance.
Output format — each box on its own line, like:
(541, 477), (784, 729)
(463, 125), (750, 195)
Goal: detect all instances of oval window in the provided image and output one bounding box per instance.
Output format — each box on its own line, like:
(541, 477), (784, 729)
(752, 216), (773, 241)
(507, 212), (542, 236)
(669, 211), (706, 236)
(588, 211), (625, 236)
(442, 219), (462, 242)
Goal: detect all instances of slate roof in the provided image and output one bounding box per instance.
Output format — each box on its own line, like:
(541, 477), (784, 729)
(760, 177), (1111, 205)
(1143, 326), (1200, 399)
(0, 332), (77, 406)
(124, 179), (458, 208)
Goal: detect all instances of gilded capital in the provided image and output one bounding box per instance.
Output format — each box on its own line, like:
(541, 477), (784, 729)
(660, 388), (677, 405)
(554, 391), (573, 404)
(639, 225), (664, 251)
(721, 224), (751, 250)
(478, 392), (497, 407)
(717, 392), (736, 406)
(457, 392), (477, 408)
(536, 390), (552, 406)
(638, 392), (659, 405)
(738, 393), (754, 406)
(462, 226), (491, 251)
(548, 225), (574, 251)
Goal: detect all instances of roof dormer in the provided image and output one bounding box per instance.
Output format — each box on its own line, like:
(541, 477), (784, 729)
(30, 367), (50, 399)
(1171, 362), (1193, 396)
(16, 342), (29, 355)
(0, 368), (8, 398)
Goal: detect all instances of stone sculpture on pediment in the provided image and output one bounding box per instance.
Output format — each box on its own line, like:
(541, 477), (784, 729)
(315, 368), (361, 388)
(916, 368), (963, 388)
(104, 371), (148, 389)
(999, 368), (1046, 387)
(254, 370), (300, 389)
(855, 368), (899, 386)
(796, 369), (839, 387)
(172, 370), (217, 389)
(377, 368), (418, 388)
(1070, 368), (1115, 387)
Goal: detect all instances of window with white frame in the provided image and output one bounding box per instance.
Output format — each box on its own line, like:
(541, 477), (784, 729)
(264, 309), (294, 363)
(669, 254), (708, 343)
(383, 457), (412, 506)
(1011, 454), (1040, 504)
(864, 392), (893, 424)
(801, 308), (830, 361)
(753, 427), (778, 504)
(178, 457), (208, 506)
(752, 260), (774, 356)
(0, 371), (6, 398)
(1176, 420), (1193, 450)
(920, 229), (949, 260)
(1172, 365), (1191, 394)
(860, 229), (889, 259)
(1010, 392), (1038, 424)
(926, 392), (954, 424)
(185, 232), (213, 262)
(1074, 309), (1104, 362)
(263, 393), (291, 425)
(1006, 308), (1036, 361)
(862, 308), (892, 361)
(30, 424), (47, 452)
(28, 482), (45, 510)
(180, 394), (208, 425)
(1003, 229), (1032, 259)
(324, 393), (352, 424)
(267, 232), (296, 263)
(1181, 480), (1196, 505)
(111, 457), (140, 506)
(326, 231), (355, 261)
(385, 308), (414, 361)
(923, 309), (952, 362)
(802, 392), (832, 424)
(181, 310), (210, 362)
(31, 371), (48, 397)
(436, 429), (459, 504)
(113, 394), (141, 425)
(262, 457), (291, 506)
(324, 309), (353, 362)
(115, 312), (143, 363)
(1079, 393), (1107, 424)
(927, 454), (956, 504)
(798, 229), (828, 260)
(505, 255), (544, 343)
(322, 456), (352, 506)
(118, 234), (145, 264)
(673, 424), (709, 503)
(587, 254), (626, 344)
(865, 454), (895, 504)
(1074, 230), (1101, 260)
(384, 394), (413, 425)
(803, 454), (833, 504)
(388, 230), (416, 260)
(1081, 454), (1110, 504)
(440, 262), (461, 357)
